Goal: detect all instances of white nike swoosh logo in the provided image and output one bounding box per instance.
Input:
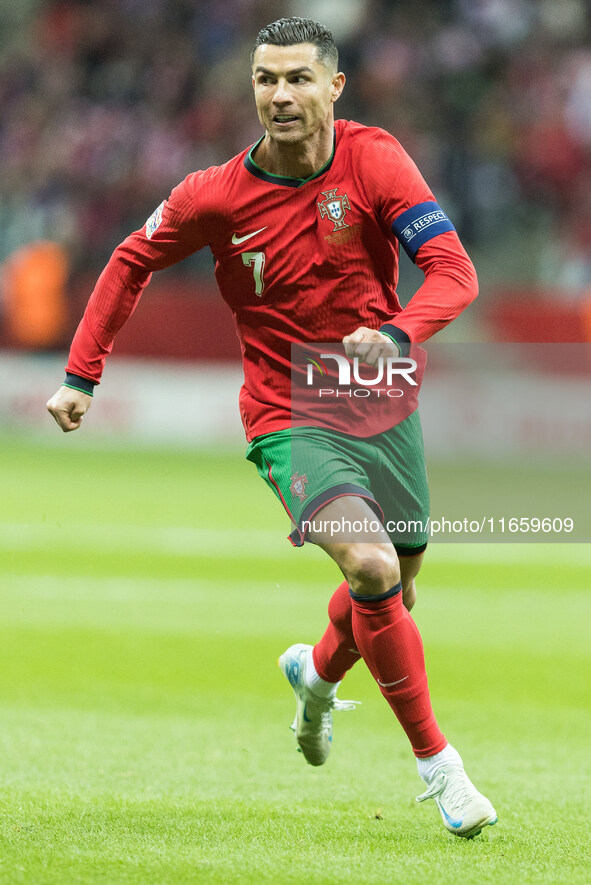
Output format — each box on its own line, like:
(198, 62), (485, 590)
(232, 226), (267, 245)
(377, 676), (408, 688)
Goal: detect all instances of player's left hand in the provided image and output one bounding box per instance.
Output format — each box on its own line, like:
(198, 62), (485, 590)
(343, 326), (399, 366)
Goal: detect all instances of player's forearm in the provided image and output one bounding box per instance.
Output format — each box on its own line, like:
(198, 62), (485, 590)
(65, 242), (153, 386)
(383, 232), (478, 345)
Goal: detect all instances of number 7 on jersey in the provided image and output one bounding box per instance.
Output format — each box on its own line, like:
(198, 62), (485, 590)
(242, 251), (266, 296)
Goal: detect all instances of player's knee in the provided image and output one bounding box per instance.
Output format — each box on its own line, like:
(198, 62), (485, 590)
(344, 543), (400, 597)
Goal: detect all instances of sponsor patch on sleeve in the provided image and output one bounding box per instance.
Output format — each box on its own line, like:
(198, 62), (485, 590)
(145, 201), (165, 239)
(391, 201), (455, 261)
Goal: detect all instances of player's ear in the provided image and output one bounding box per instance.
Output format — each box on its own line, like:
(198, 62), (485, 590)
(331, 72), (346, 103)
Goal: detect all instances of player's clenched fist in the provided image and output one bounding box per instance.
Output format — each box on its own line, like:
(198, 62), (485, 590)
(342, 326), (400, 367)
(46, 387), (92, 432)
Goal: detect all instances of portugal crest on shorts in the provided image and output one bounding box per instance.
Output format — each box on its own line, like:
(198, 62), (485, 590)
(290, 472), (309, 502)
(317, 188), (351, 231)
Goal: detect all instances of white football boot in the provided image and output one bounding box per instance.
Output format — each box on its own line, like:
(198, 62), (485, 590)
(416, 763), (498, 838)
(278, 643), (359, 766)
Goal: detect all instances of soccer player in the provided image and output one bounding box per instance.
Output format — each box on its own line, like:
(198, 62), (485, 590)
(47, 17), (497, 838)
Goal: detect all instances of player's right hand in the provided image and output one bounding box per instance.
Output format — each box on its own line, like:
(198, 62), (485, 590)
(46, 386), (92, 432)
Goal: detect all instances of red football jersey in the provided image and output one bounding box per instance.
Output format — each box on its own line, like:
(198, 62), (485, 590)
(66, 119), (477, 440)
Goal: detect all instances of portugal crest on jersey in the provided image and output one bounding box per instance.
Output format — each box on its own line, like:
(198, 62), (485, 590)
(317, 188), (351, 231)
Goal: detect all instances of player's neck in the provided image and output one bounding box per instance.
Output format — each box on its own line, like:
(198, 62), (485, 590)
(254, 125), (334, 180)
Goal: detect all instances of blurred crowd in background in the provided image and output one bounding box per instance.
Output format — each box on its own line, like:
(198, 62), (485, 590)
(1, 0), (591, 349)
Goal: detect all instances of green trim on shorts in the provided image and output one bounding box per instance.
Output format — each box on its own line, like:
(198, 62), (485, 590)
(245, 411), (429, 549)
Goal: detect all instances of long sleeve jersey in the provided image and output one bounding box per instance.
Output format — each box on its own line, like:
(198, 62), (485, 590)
(66, 118), (478, 440)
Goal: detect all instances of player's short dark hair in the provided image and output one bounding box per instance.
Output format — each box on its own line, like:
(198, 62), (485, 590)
(252, 17), (338, 71)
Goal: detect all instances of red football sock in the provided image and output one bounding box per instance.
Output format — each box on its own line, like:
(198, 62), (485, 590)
(312, 581), (361, 683)
(350, 584), (447, 758)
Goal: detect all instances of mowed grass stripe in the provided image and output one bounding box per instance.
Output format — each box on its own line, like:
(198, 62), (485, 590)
(0, 522), (290, 558)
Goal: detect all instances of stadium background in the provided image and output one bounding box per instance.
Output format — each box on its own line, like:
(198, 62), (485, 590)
(0, 2), (590, 883)
(2, 0), (591, 355)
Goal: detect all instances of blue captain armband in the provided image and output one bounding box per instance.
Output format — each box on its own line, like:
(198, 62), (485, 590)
(392, 201), (455, 262)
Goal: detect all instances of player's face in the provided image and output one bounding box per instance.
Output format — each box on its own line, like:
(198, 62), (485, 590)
(252, 43), (344, 145)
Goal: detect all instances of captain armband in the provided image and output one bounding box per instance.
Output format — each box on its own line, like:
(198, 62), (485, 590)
(391, 201), (455, 262)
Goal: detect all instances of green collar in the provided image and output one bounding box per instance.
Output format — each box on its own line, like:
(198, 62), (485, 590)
(244, 131), (336, 188)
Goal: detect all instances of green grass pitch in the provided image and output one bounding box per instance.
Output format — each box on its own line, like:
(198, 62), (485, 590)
(0, 435), (590, 884)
